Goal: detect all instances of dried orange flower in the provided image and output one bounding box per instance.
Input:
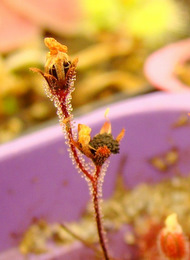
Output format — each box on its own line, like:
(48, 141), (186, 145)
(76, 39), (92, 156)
(157, 213), (189, 260)
(31, 37), (78, 92)
(73, 116), (125, 166)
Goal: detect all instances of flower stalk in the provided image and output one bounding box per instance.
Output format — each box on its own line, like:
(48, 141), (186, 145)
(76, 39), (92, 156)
(92, 165), (110, 260)
(32, 37), (125, 260)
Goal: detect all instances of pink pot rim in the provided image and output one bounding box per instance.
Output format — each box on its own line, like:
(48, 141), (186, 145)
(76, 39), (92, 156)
(1, 92), (190, 160)
(144, 38), (190, 92)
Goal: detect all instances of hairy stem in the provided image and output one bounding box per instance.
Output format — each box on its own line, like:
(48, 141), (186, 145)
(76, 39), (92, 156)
(68, 127), (93, 181)
(91, 166), (110, 260)
(61, 102), (93, 181)
(65, 118), (110, 259)
(61, 103), (110, 259)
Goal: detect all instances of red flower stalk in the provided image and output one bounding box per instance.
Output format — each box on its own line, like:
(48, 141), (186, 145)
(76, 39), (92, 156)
(32, 38), (125, 260)
(157, 213), (189, 260)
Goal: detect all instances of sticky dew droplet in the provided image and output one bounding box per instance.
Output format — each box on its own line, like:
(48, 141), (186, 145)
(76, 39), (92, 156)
(88, 182), (93, 195)
(43, 83), (53, 100)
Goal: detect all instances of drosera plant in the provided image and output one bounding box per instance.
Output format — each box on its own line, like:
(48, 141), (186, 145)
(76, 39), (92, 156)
(31, 37), (125, 260)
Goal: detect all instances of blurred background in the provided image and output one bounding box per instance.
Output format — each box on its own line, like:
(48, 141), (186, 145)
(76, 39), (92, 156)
(0, 0), (190, 143)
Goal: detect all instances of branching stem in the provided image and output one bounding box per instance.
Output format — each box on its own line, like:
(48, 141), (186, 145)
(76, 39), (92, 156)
(62, 110), (109, 258)
(36, 38), (119, 259)
(66, 117), (110, 259)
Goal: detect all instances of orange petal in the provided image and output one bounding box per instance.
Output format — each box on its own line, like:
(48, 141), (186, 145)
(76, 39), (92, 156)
(116, 128), (125, 142)
(44, 37), (68, 54)
(104, 108), (110, 118)
(78, 124), (91, 147)
(30, 67), (57, 82)
(100, 121), (112, 134)
(30, 67), (43, 74)
(100, 108), (112, 134)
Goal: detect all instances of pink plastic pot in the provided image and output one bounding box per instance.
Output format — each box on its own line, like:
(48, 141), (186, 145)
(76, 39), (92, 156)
(144, 38), (190, 92)
(1, 92), (190, 259)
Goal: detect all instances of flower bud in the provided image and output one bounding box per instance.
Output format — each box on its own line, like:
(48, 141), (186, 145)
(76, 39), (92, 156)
(157, 213), (189, 260)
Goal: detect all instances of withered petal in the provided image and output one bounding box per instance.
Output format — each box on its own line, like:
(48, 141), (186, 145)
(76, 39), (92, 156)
(44, 37), (68, 54)
(78, 124), (91, 147)
(100, 121), (111, 134)
(116, 128), (125, 142)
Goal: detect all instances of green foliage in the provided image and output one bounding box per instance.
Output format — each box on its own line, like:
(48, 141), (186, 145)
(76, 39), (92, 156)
(82, 0), (187, 47)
